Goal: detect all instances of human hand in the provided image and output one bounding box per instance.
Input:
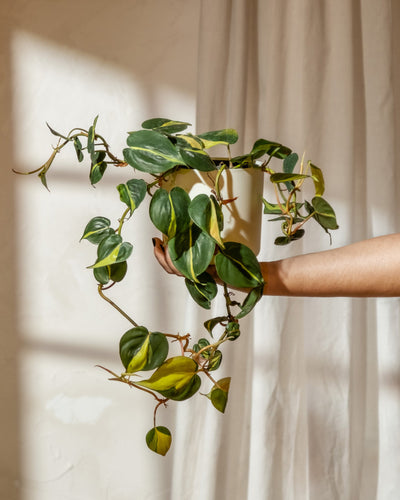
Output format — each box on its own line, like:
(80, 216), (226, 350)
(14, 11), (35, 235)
(152, 237), (222, 283)
(152, 237), (183, 276)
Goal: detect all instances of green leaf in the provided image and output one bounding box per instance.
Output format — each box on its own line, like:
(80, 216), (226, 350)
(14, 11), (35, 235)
(188, 194), (224, 248)
(136, 356), (198, 395)
(204, 316), (229, 337)
(251, 139), (292, 159)
(123, 130), (183, 174)
(270, 173), (309, 183)
(168, 224), (215, 282)
(175, 134), (204, 150)
(46, 123), (69, 140)
(225, 321), (240, 340)
(262, 199), (284, 215)
(207, 350), (222, 371)
(73, 136), (84, 162)
(146, 426), (172, 456)
(159, 374), (201, 401)
(142, 118), (191, 135)
(230, 154), (254, 168)
(87, 116), (99, 155)
(193, 338), (210, 352)
(274, 229), (306, 245)
(149, 187), (191, 239)
(38, 170), (49, 190)
(168, 187), (192, 238)
(206, 377), (231, 413)
(215, 242), (264, 288)
(197, 129), (238, 148)
(283, 152), (298, 173)
(236, 285), (264, 319)
(149, 188), (171, 235)
(311, 197), (339, 230)
(120, 326), (169, 373)
(117, 179), (147, 213)
(80, 216), (114, 244)
(88, 234), (133, 268)
(310, 163), (325, 196)
(179, 147), (216, 172)
(185, 272), (218, 309)
(93, 260), (128, 285)
(90, 151), (107, 185)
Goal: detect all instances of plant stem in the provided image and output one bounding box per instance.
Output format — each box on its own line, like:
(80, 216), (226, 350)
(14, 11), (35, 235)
(97, 284), (139, 327)
(117, 207), (131, 235)
(153, 399), (168, 427)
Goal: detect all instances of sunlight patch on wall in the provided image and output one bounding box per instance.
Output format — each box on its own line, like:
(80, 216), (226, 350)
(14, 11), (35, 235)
(12, 29), (196, 345)
(11, 30), (197, 172)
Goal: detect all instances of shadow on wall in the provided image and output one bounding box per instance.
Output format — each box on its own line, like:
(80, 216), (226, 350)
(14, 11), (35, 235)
(1, 0), (200, 498)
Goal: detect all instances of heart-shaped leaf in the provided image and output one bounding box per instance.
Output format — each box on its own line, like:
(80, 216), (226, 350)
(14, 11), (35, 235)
(93, 260), (128, 285)
(88, 234), (133, 269)
(188, 194), (224, 248)
(203, 316), (229, 337)
(142, 118), (190, 134)
(119, 326), (168, 373)
(311, 197), (339, 230)
(149, 187), (191, 239)
(206, 377), (231, 413)
(123, 130), (183, 174)
(236, 284), (264, 319)
(185, 272), (217, 309)
(146, 426), (172, 456)
(136, 356), (198, 393)
(80, 216), (114, 244)
(197, 128), (238, 148)
(168, 224), (215, 282)
(117, 179), (147, 213)
(215, 242), (264, 288)
(251, 139), (292, 159)
(178, 148), (216, 172)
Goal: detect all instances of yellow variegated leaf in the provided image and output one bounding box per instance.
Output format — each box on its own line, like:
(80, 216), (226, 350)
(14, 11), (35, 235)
(176, 134), (204, 149)
(209, 198), (225, 248)
(136, 356), (197, 392)
(127, 334), (151, 373)
(146, 426), (172, 456)
(310, 163), (325, 196)
(89, 244), (121, 268)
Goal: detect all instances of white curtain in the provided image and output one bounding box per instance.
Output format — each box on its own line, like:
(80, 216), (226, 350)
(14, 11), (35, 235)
(170, 1), (400, 499)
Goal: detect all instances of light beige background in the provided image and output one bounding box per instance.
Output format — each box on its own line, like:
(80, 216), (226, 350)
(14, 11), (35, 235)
(1, 1), (400, 499)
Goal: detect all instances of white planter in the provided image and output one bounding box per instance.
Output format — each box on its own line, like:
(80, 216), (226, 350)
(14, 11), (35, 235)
(162, 165), (264, 255)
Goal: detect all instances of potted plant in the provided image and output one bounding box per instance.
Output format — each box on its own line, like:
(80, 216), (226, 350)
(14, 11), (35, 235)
(14, 117), (338, 455)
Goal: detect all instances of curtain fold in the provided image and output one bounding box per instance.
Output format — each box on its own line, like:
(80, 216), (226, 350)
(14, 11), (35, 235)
(171, 1), (400, 499)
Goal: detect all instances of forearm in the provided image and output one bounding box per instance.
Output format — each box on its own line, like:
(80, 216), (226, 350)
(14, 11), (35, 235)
(262, 233), (400, 297)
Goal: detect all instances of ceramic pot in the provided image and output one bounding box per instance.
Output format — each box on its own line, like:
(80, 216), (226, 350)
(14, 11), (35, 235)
(162, 163), (264, 255)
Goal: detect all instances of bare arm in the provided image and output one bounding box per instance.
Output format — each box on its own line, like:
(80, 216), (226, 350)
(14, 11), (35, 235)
(154, 234), (400, 298)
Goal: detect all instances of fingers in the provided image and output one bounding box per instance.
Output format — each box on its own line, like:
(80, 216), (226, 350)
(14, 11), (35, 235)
(153, 237), (173, 274)
(153, 238), (182, 276)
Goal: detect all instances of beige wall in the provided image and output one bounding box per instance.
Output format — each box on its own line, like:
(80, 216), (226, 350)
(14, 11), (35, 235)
(0, 1), (200, 498)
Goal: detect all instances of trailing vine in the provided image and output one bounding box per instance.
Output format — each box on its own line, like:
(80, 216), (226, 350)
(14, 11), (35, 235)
(14, 117), (338, 455)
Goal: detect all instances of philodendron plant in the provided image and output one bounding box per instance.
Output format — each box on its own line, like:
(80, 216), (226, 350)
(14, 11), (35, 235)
(15, 117), (338, 455)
